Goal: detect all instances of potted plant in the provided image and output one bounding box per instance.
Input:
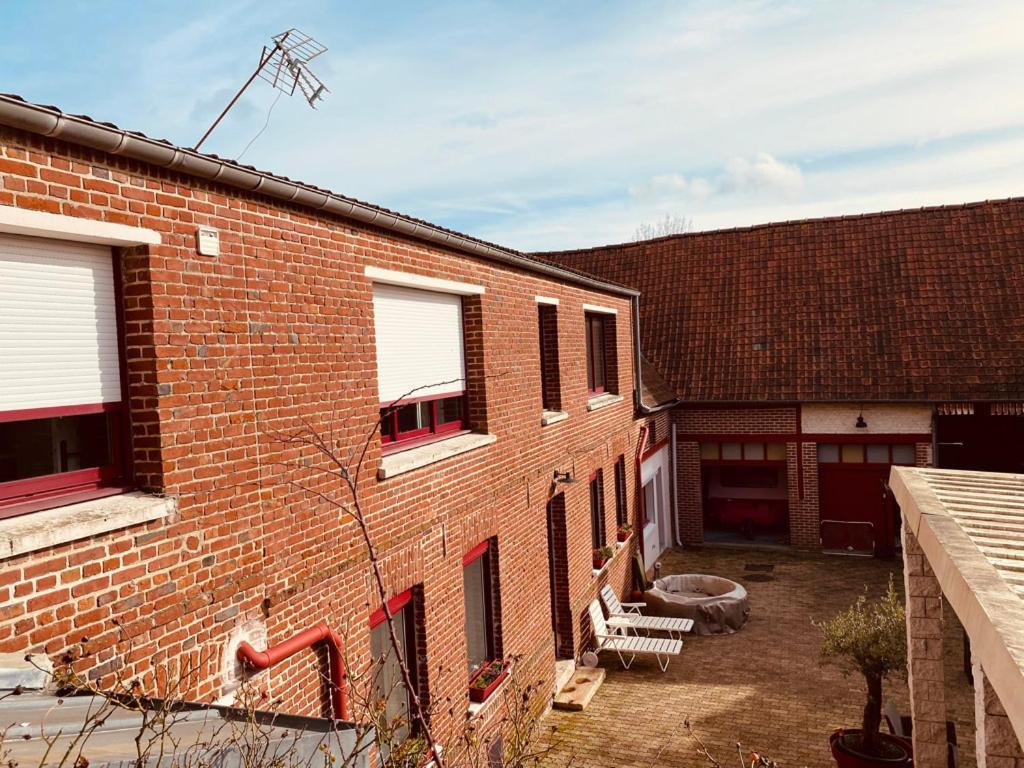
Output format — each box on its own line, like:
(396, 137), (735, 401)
(468, 659), (509, 703)
(817, 575), (911, 767)
(617, 523), (633, 542)
(592, 545), (614, 569)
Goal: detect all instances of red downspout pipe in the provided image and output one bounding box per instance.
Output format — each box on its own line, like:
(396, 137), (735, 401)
(236, 622), (349, 721)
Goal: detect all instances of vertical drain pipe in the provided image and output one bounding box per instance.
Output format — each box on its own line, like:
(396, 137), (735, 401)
(671, 422), (682, 546)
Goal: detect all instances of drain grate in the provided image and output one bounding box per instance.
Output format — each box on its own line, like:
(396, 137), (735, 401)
(744, 563), (775, 572)
(743, 573), (774, 582)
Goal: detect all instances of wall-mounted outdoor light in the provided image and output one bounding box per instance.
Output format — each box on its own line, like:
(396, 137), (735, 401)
(855, 410), (868, 429)
(553, 469), (576, 485)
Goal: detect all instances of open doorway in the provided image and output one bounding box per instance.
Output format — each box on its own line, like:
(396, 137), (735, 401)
(699, 442), (789, 546)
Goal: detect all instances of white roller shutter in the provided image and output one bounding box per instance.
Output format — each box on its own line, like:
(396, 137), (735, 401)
(0, 233), (122, 412)
(372, 283), (465, 403)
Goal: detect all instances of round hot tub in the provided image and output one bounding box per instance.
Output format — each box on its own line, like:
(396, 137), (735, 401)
(645, 574), (750, 635)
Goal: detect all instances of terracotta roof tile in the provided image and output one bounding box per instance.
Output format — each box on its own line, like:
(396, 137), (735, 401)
(538, 198), (1024, 402)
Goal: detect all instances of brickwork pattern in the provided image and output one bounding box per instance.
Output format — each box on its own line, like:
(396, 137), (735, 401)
(0, 129), (643, 744)
(903, 525), (949, 768)
(974, 664), (1024, 768)
(537, 548), (977, 768)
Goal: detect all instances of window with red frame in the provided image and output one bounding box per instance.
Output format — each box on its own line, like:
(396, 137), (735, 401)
(372, 283), (469, 452)
(0, 235), (130, 519)
(463, 539), (500, 678)
(817, 443), (916, 465)
(584, 313), (608, 395)
(589, 470), (606, 550)
(369, 589), (421, 756)
(613, 456), (628, 527)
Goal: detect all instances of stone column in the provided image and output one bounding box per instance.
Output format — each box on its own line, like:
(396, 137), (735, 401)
(974, 662), (1024, 768)
(902, 524), (948, 768)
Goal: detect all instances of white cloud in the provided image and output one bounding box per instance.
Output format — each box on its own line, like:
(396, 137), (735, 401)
(719, 152), (803, 195)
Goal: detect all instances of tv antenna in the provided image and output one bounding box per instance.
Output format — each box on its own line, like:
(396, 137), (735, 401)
(194, 29), (329, 151)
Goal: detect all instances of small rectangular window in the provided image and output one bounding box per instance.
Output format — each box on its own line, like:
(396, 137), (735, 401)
(817, 444), (840, 463)
(538, 304), (561, 411)
(841, 444), (865, 463)
(766, 443), (786, 461)
(585, 314), (607, 394)
(892, 444), (916, 465)
(743, 442), (765, 461)
(722, 442), (742, 460)
(589, 471), (606, 550)
(700, 443), (720, 460)
(866, 444), (890, 463)
(463, 541), (498, 677)
(613, 456), (628, 527)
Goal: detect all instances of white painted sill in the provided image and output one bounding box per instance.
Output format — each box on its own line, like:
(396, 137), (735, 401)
(377, 433), (497, 480)
(587, 393), (624, 412)
(541, 410), (569, 426)
(0, 492), (176, 561)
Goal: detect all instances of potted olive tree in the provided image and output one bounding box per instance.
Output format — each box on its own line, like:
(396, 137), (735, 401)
(818, 576), (912, 767)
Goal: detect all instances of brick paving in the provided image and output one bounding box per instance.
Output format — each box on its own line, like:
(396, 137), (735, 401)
(537, 547), (975, 768)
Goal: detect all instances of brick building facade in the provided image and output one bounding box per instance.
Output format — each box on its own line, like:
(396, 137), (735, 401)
(0, 95), (662, 759)
(542, 200), (1024, 556)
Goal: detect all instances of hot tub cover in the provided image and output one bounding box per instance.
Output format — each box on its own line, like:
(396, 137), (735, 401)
(645, 574), (749, 635)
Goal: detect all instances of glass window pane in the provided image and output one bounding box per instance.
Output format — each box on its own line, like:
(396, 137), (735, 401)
(892, 444), (916, 465)
(743, 443), (765, 461)
(371, 606), (411, 754)
(396, 402), (429, 433)
(721, 442), (742, 460)
(699, 443), (719, 460)
(817, 444), (839, 463)
(841, 444), (864, 463)
(463, 556), (489, 675)
(436, 396), (463, 425)
(0, 412), (112, 483)
(766, 443), (786, 461)
(589, 318), (606, 391)
(866, 444), (890, 463)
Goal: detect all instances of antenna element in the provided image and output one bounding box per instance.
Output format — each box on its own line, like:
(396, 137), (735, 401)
(194, 29), (330, 151)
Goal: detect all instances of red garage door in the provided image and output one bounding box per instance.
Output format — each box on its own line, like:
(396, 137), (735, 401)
(818, 443), (914, 555)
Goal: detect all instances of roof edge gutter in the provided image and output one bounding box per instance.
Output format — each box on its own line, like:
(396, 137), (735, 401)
(0, 95), (638, 299)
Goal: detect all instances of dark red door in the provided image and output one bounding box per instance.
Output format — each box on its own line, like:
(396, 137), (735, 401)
(819, 464), (890, 554)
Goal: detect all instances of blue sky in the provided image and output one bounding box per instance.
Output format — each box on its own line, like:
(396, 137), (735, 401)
(4, 1), (1023, 250)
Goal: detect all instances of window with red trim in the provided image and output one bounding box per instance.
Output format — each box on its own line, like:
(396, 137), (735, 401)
(0, 237), (130, 519)
(589, 470), (606, 550)
(613, 456), (628, 527)
(380, 392), (467, 451)
(584, 313), (608, 395)
(372, 283), (470, 452)
(369, 589), (420, 756)
(463, 539), (500, 679)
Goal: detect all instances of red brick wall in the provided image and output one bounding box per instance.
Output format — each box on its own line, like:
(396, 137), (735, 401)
(0, 128), (642, 744)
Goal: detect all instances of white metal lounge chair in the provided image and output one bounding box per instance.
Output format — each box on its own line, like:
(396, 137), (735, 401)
(600, 585), (695, 640)
(588, 600), (682, 672)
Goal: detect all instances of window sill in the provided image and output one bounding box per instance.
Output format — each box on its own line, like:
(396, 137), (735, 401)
(0, 491), (176, 561)
(587, 393), (624, 412)
(541, 410), (569, 426)
(377, 433), (497, 480)
(467, 662), (514, 720)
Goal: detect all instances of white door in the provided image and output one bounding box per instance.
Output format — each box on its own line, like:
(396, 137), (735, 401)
(641, 446), (670, 570)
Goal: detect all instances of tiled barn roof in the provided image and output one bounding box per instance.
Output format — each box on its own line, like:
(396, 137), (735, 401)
(538, 198), (1024, 402)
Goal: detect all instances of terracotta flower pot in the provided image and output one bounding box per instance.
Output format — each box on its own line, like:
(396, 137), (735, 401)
(829, 729), (912, 768)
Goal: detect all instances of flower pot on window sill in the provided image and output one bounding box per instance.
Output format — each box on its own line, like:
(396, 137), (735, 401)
(468, 661), (509, 704)
(616, 528), (632, 543)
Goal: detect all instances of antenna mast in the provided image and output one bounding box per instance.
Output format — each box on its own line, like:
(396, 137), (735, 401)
(194, 29), (329, 151)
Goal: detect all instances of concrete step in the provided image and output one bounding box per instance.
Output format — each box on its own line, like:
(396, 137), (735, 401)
(552, 666), (606, 711)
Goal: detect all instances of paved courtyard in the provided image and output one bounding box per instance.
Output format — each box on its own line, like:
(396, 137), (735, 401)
(538, 547), (975, 768)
